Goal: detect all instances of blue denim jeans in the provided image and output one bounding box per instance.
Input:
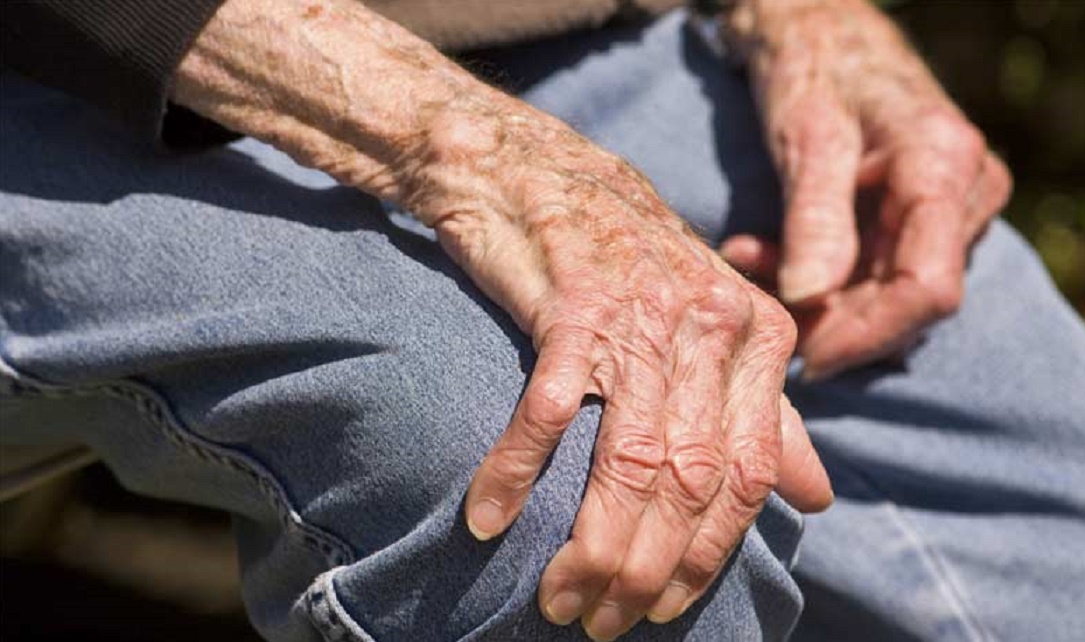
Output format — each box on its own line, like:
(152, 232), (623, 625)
(3, 10), (1084, 642)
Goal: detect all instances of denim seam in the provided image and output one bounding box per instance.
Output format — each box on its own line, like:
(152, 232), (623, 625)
(882, 501), (991, 641)
(830, 457), (993, 642)
(303, 568), (380, 642)
(0, 361), (355, 569)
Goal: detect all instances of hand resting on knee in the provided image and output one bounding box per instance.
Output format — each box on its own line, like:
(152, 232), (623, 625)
(172, 0), (833, 639)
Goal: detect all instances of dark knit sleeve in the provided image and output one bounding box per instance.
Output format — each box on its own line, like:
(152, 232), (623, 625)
(1, 0), (229, 140)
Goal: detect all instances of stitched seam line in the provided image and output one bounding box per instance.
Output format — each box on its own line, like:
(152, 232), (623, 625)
(0, 363), (355, 569)
(881, 501), (991, 642)
(304, 568), (380, 642)
(832, 457), (994, 642)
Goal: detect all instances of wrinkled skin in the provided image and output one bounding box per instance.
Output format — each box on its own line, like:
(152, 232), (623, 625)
(719, 0), (1012, 380)
(172, 0), (1010, 638)
(176, 2), (832, 639)
(412, 104), (832, 639)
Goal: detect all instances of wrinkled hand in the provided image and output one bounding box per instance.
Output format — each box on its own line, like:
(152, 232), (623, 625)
(719, 0), (1012, 380)
(409, 102), (831, 639)
(173, 2), (831, 637)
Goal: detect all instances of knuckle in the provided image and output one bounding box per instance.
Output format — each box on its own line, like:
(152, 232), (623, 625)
(989, 155), (1014, 206)
(957, 124), (988, 159)
(805, 123), (861, 159)
(520, 380), (580, 443)
(779, 96), (856, 150)
(481, 449), (537, 495)
(692, 279), (754, 339)
(664, 440), (727, 514)
(595, 430), (666, 497)
(727, 434), (781, 514)
(913, 161), (961, 196)
(997, 157), (1014, 193)
(920, 275), (964, 317)
(683, 538), (732, 583)
(516, 415), (560, 453)
(919, 111), (986, 159)
(578, 537), (624, 581)
(614, 563), (668, 606)
(754, 298), (798, 357)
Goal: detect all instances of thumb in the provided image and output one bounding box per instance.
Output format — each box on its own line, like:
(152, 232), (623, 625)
(776, 395), (833, 513)
(776, 102), (862, 304)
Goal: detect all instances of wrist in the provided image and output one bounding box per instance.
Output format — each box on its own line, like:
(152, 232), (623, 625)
(402, 97), (601, 229)
(718, 0), (892, 65)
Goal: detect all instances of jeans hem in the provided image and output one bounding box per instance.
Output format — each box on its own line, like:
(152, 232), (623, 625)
(303, 568), (381, 642)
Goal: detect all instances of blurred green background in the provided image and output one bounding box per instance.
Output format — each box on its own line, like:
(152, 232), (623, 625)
(884, 0), (1085, 315)
(2, 2), (1083, 640)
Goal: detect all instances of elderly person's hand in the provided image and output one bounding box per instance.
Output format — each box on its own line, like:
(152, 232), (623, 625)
(717, 0), (1012, 380)
(434, 107), (833, 636)
(174, 0), (831, 639)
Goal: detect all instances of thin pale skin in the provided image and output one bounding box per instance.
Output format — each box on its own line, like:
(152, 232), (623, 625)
(174, 0), (833, 640)
(718, 0), (1013, 381)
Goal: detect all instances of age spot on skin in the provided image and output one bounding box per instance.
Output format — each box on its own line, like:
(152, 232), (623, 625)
(304, 4), (323, 19)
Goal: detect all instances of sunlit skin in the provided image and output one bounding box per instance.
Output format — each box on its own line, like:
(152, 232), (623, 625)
(173, 0), (1004, 639)
(719, 0), (1012, 381)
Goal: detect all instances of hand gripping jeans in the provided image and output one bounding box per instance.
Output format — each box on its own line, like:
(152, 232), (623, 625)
(3, 10), (1084, 642)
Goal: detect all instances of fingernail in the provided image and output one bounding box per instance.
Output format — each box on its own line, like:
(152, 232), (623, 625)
(647, 583), (691, 624)
(779, 263), (832, 304)
(544, 591), (584, 625)
(467, 498), (504, 541)
(585, 602), (625, 642)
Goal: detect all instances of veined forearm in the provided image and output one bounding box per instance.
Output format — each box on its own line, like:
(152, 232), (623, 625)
(174, 0), (662, 243)
(173, 0), (615, 232)
(173, 0), (508, 217)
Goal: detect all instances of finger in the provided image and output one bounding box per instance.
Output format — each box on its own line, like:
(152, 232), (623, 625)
(797, 116), (989, 377)
(964, 152), (1012, 241)
(645, 354), (786, 623)
(801, 197), (968, 380)
(776, 99), (863, 304)
(775, 395), (832, 513)
(581, 353), (730, 639)
(645, 299), (791, 624)
(719, 235), (780, 286)
(706, 273), (829, 510)
(538, 354), (667, 627)
(465, 330), (594, 541)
